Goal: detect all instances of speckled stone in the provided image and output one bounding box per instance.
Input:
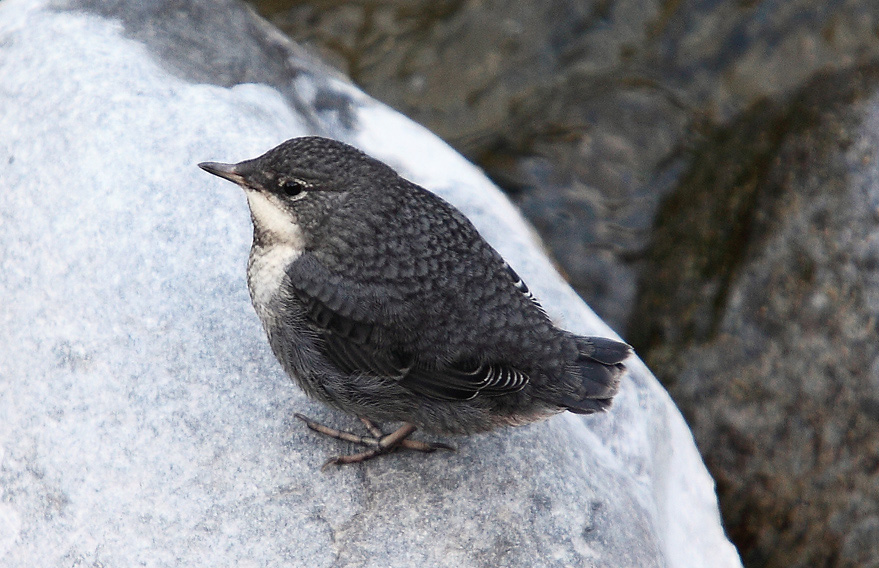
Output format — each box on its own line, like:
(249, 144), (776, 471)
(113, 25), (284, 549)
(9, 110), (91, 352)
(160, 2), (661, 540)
(0, 1), (739, 567)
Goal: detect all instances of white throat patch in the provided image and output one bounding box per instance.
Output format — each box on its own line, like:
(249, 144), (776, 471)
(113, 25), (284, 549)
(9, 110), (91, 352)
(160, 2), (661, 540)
(245, 191), (305, 249)
(245, 191), (305, 323)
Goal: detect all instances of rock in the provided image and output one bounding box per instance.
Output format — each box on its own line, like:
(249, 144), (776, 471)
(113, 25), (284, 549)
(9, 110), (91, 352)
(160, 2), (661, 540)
(630, 66), (879, 568)
(0, 1), (739, 567)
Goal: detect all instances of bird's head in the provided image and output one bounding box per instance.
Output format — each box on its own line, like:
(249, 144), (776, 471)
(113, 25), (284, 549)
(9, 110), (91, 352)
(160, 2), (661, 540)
(199, 137), (394, 249)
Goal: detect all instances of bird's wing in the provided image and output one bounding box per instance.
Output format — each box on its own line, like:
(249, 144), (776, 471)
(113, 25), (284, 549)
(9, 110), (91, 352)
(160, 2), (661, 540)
(399, 360), (529, 400)
(285, 252), (530, 401)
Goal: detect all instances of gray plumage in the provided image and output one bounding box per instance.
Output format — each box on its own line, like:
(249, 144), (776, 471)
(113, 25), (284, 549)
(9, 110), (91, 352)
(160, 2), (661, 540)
(199, 136), (630, 439)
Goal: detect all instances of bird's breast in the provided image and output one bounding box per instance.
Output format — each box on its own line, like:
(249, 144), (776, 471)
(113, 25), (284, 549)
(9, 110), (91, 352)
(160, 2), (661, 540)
(247, 244), (301, 325)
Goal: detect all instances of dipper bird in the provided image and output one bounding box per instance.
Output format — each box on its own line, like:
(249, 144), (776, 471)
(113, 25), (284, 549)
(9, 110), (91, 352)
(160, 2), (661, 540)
(199, 136), (630, 468)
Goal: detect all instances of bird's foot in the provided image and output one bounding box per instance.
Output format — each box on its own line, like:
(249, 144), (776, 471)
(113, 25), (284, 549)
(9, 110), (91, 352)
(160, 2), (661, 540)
(293, 413), (455, 470)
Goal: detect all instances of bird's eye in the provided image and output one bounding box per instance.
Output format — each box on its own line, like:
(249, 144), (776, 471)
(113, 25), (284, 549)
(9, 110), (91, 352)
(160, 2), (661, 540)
(279, 178), (308, 198)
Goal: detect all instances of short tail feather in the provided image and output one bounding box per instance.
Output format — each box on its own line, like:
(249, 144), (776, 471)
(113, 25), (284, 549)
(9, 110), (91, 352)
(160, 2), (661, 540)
(555, 336), (632, 415)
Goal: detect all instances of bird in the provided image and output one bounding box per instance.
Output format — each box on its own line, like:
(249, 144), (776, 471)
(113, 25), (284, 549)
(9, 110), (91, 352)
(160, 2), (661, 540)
(198, 136), (631, 468)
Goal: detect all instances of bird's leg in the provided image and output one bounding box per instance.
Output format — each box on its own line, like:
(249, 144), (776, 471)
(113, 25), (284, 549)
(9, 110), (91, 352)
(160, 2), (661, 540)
(359, 417), (385, 438)
(293, 413), (454, 469)
(358, 417), (453, 453)
(324, 423), (418, 469)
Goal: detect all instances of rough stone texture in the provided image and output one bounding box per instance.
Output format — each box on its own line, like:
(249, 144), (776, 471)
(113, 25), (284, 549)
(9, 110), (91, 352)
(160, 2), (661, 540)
(252, 0), (879, 331)
(630, 67), (879, 568)
(0, 1), (739, 567)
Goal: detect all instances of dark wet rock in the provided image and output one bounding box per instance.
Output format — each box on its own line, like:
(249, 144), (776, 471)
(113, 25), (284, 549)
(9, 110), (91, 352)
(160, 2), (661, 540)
(631, 66), (879, 568)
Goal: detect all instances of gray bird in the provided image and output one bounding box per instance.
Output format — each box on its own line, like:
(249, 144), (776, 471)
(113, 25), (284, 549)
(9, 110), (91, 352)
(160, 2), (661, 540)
(199, 136), (631, 467)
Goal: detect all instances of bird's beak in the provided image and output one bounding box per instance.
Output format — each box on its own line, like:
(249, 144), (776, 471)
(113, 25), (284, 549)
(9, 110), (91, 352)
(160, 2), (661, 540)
(198, 161), (247, 186)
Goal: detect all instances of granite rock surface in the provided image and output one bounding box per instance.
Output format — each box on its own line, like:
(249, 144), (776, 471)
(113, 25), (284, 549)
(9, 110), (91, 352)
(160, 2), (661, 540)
(0, 1), (740, 566)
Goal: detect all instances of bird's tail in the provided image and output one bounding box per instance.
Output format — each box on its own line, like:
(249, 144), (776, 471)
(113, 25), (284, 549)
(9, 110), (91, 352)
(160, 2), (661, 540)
(551, 335), (631, 414)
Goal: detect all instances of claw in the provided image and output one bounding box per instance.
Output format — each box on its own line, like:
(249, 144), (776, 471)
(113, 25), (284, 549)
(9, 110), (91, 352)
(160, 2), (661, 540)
(294, 413), (456, 468)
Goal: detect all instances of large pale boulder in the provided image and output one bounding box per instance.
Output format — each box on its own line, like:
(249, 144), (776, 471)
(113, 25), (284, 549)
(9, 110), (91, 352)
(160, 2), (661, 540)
(0, 1), (740, 566)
